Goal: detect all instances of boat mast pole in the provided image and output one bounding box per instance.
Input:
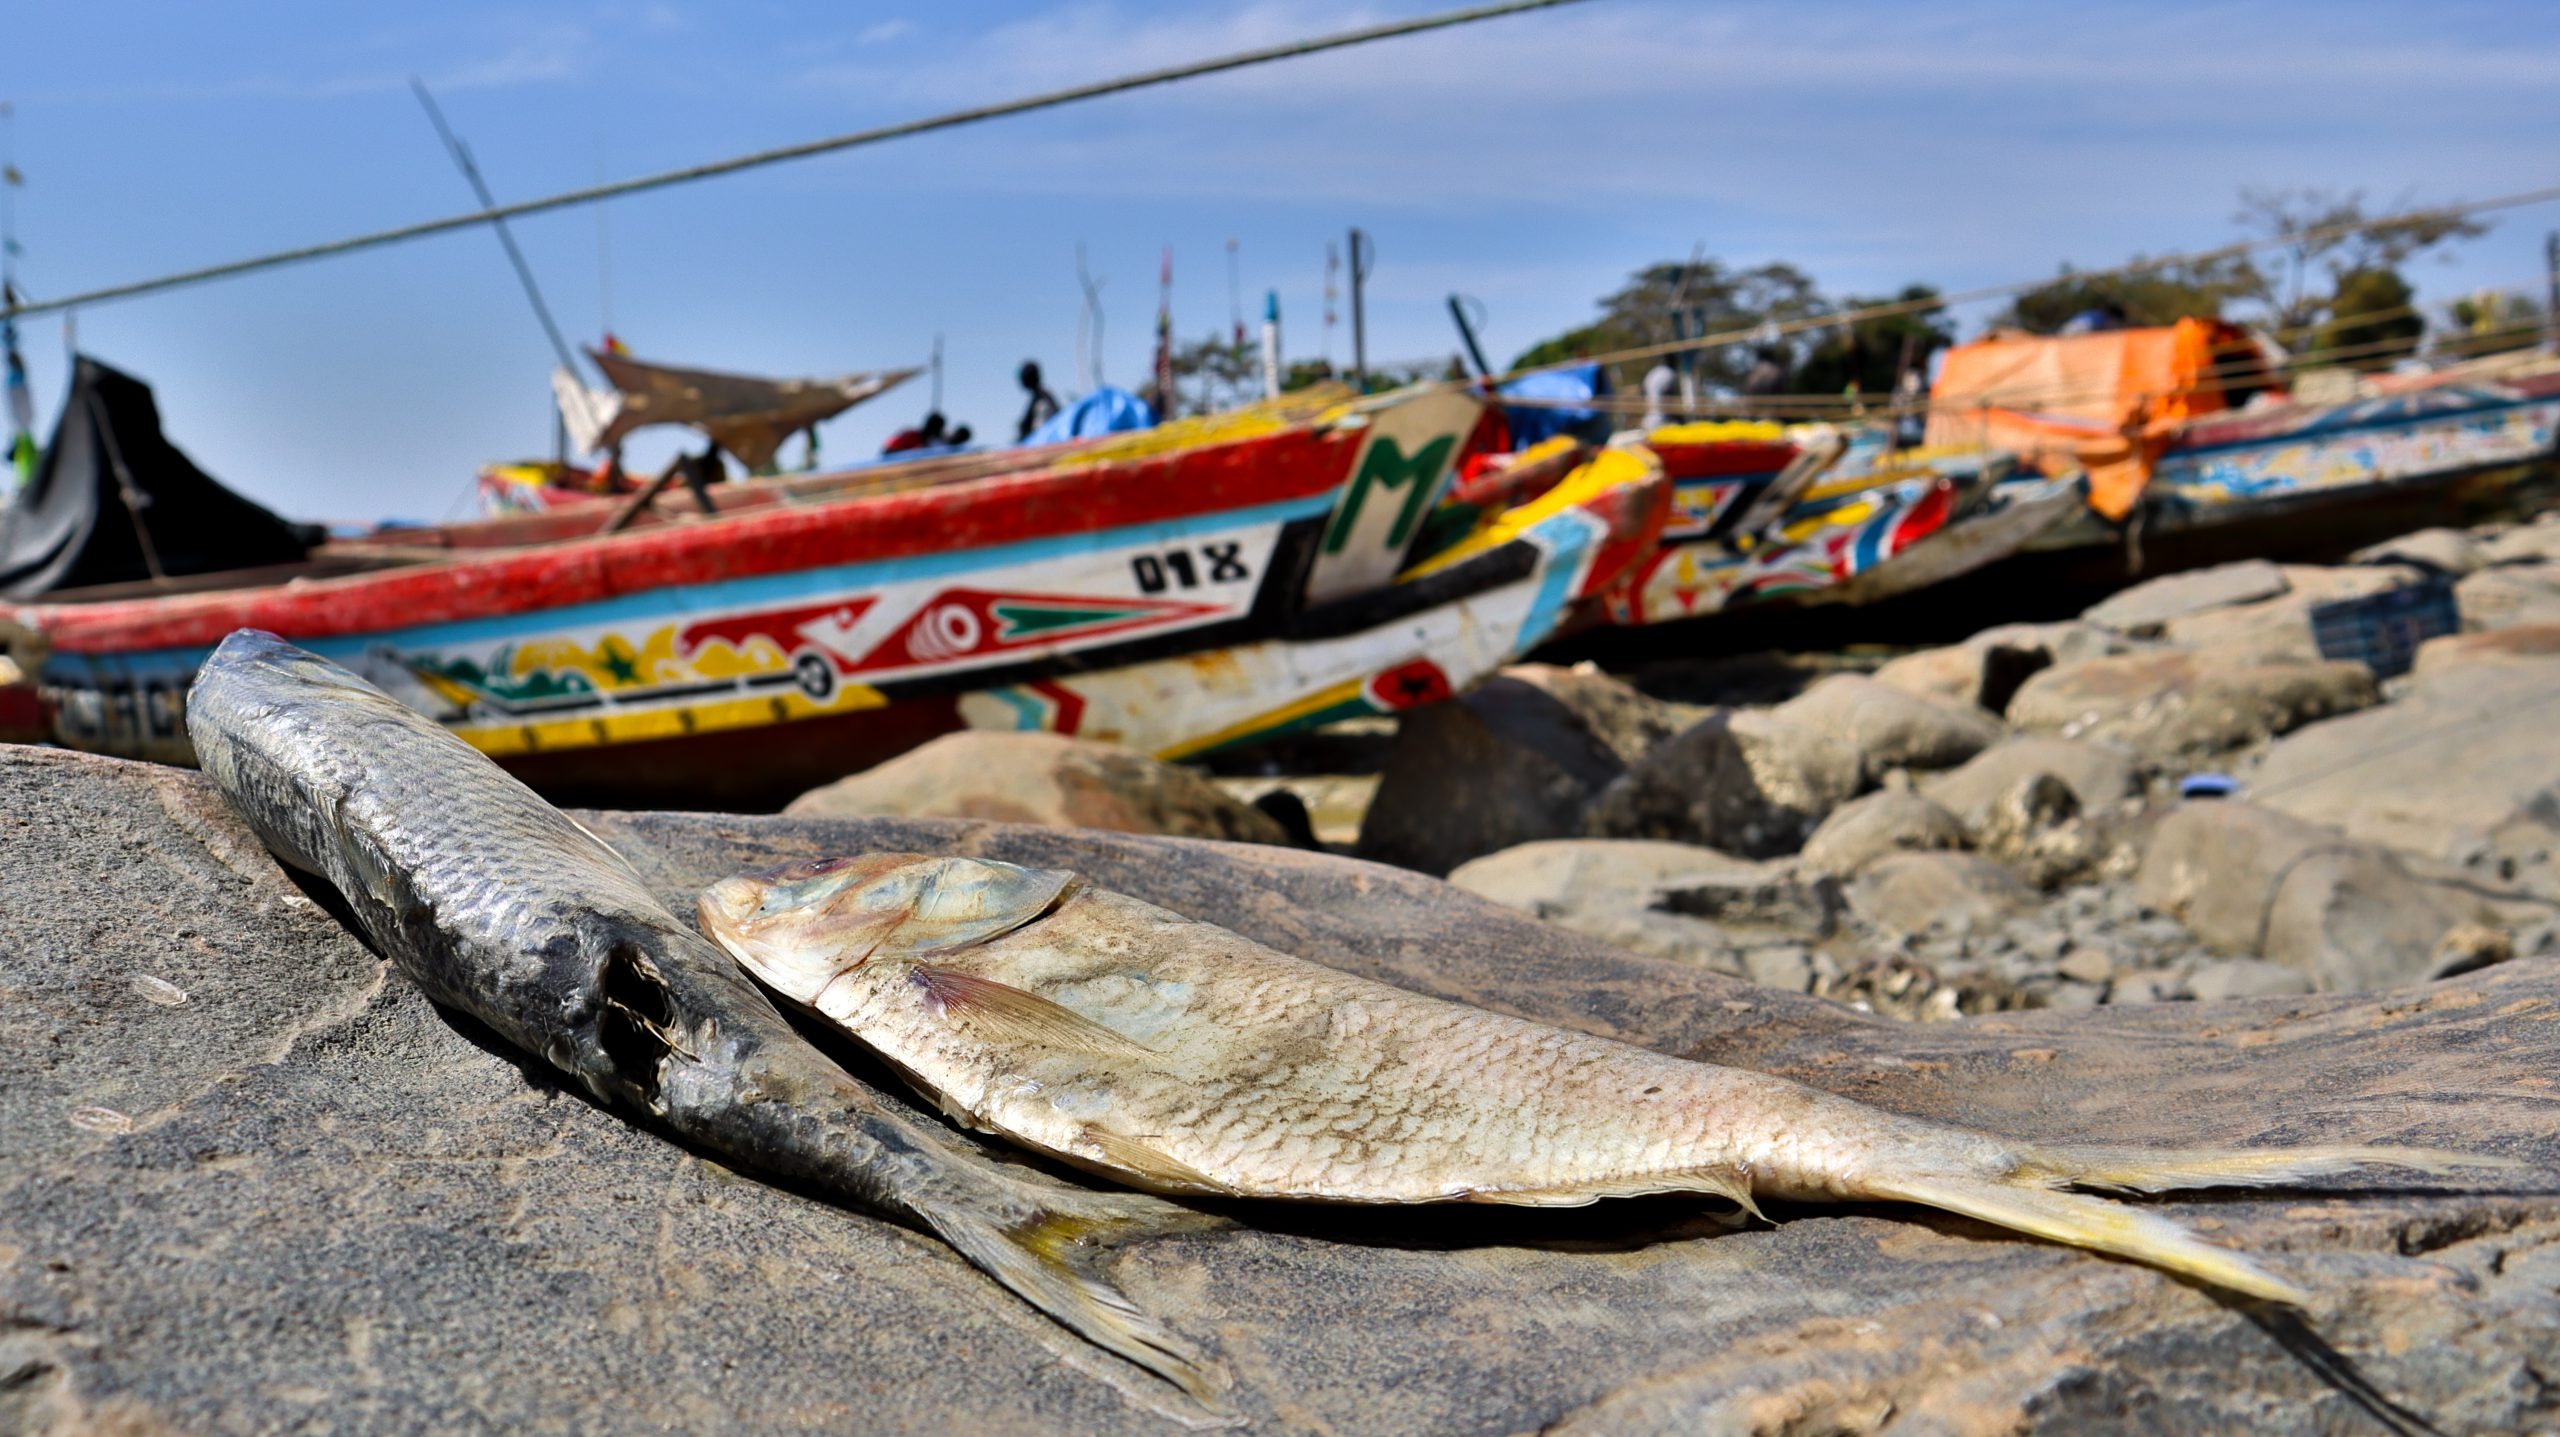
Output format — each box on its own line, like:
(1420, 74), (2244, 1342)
(409, 79), (585, 459)
(1446, 294), (1492, 379)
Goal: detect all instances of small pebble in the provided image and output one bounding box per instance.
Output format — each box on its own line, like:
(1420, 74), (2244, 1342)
(68, 1105), (134, 1135)
(2056, 946), (2114, 984)
(130, 974), (189, 1007)
(2044, 982), (2104, 1011)
(2187, 957), (2313, 1001)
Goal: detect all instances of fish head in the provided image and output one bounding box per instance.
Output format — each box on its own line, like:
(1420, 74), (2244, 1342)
(698, 853), (1077, 1004)
(203, 628), (375, 693)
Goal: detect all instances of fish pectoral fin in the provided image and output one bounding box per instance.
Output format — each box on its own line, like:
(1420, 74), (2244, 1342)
(1078, 1125), (1235, 1196)
(870, 859), (1079, 961)
(910, 964), (1153, 1057)
(1463, 1165), (1765, 1220)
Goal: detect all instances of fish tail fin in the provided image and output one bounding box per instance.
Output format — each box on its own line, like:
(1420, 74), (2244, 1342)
(1861, 1139), (2520, 1306)
(1861, 1169), (2311, 1304)
(2016, 1141), (2526, 1195)
(921, 1189), (1236, 1420)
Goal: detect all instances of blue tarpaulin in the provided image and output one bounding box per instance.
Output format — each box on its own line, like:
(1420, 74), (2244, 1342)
(1498, 363), (1606, 446)
(1024, 386), (1157, 446)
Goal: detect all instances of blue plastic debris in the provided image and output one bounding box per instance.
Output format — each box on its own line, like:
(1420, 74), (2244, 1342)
(2307, 575), (2459, 679)
(2180, 772), (2239, 800)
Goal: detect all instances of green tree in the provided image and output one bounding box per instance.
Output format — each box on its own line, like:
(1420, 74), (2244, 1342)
(1510, 258), (1826, 393)
(2310, 268), (2423, 369)
(1793, 285), (1952, 396)
(2441, 290), (2547, 360)
(1167, 333), (1260, 416)
(1997, 255), (2261, 334)
(2235, 187), (2487, 335)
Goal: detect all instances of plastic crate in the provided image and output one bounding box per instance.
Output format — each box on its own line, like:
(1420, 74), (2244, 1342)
(2307, 575), (2459, 679)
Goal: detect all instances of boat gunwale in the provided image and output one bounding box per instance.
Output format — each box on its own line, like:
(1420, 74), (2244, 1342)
(15, 419), (1362, 654)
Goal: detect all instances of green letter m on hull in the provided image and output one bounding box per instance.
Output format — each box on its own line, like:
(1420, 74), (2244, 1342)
(1320, 434), (1457, 556)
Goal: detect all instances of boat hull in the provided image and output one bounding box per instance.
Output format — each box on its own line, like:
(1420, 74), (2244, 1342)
(17, 387), (1669, 808)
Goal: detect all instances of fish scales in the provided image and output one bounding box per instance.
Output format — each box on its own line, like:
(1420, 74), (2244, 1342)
(183, 631), (1229, 1412)
(704, 851), (2527, 1306)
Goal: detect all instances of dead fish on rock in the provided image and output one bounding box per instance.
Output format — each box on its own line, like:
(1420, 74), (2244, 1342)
(702, 852), (2520, 1305)
(184, 632), (1226, 1409)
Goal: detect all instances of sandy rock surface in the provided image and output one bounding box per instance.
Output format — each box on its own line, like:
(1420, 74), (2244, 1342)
(1586, 708), (1863, 858)
(2251, 658), (2560, 870)
(2004, 649), (2376, 766)
(786, 729), (1288, 845)
(8, 745), (2560, 1435)
(1799, 786), (1971, 877)
(1353, 665), (1692, 875)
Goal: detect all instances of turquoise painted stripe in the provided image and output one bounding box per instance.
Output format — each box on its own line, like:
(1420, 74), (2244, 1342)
(1512, 510), (1602, 652)
(88, 493), (1336, 673)
(984, 686), (1049, 730)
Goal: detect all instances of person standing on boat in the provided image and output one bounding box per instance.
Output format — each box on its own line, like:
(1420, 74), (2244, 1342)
(1015, 361), (1062, 442)
(1640, 360), (1677, 431)
(1741, 347), (1787, 400)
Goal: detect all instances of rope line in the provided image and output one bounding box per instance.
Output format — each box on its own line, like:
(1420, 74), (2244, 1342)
(0, 0), (1588, 321)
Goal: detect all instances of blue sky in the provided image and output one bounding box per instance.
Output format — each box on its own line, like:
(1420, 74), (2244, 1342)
(5, 0), (2558, 522)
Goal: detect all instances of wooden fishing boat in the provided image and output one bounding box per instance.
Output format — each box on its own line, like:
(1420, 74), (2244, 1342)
(1928, 327), (2560, 588)
(8, 361), (1664, 807)
(1600, 423), (2042, 626)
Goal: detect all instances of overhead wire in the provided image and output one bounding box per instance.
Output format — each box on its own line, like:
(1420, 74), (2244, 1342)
(0, 0), (1589, 321)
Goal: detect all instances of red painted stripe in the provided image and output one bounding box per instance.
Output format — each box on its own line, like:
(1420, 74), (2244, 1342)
(1648, 440), (1798, 481)
(29, 425), (1350, 653)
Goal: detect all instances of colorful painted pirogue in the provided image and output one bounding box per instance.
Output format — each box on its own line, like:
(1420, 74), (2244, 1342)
(1927, 325), (2560, 579)
(1603, 423), (2041, 627)
(1588, 331), (2560, 629)
(14, 378), (1666, 806)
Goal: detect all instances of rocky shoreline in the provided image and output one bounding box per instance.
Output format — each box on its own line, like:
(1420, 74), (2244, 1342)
(8, 510), (2560, 1432)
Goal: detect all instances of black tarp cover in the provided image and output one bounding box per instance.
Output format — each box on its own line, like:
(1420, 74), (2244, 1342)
(0, 356), (317, 600)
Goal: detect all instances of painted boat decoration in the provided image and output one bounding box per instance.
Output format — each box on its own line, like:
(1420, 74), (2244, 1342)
(9, 369), (1669, 807)
(1929, 326), (2560, 572)
(1605, 423), (2018, 626)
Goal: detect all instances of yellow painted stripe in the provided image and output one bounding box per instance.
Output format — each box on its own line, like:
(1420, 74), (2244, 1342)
(1156, 676), (1367, 761)
(1648, 419), (1786, 445)
(1400, 445), (1661, 580)
(452, 681), (887, 757)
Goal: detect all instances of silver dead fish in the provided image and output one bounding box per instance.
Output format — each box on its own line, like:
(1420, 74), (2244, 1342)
(702, 851), (2520, 1305)
(184, 631), (1224, 1406)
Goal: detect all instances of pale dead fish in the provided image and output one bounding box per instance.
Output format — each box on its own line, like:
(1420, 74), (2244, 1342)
(702, 853), (2522, 1305)
(185, 632), (1227, 1411)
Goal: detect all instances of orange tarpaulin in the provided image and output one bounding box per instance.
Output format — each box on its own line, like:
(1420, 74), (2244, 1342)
(1924, 318), (2262, 520)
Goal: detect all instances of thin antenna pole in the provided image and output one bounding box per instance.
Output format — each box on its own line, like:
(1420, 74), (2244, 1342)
(2547, 231), (2559, 354)
(1226, 237), (1243, 349)
(409, 79), (582, 380)
(1153, 247), (1174, 414)
(1348, 227), (1371, 391)
(1, 100), (31, 490)
(930, 333), (944, 412)
(1322, 241), (1339, 366)
(0, 100), (18, 299)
